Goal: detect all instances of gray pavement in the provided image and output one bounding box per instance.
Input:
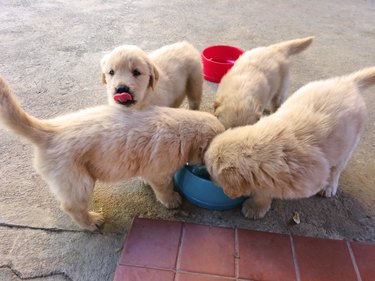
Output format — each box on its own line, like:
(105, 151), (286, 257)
(0, 0), (374, 280)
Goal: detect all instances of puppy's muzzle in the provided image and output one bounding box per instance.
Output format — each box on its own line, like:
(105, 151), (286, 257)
(116, 85), (130, 94)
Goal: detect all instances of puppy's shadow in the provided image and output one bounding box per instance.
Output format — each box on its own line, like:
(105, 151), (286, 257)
(90, 178), (157, 233)
(89, 174), (375, 242)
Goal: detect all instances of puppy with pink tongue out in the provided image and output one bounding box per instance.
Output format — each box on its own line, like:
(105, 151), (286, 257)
(101, 41), (203, 110)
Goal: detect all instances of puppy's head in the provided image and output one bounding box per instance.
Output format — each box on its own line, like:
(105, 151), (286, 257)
(100, 45), (159, 107)
(187, 118), (225, 165)
(214, 101), (261, 129)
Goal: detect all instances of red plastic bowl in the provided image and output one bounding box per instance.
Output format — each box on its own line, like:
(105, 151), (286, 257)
(201, 45), (244, 83)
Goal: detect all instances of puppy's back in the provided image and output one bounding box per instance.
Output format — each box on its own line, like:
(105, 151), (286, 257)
(43, 106), (224, 180)
(150, 41), (201, 66)
(278, 67), (375, 122)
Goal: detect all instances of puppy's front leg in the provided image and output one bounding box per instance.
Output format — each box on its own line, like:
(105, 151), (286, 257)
(242, 192), (272, 219)
(61, 202), (105, 232)
(146, 176), (182, 209)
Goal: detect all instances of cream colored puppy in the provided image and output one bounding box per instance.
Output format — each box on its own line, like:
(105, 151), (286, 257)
(101, 41), (202, 110)
(0, 75), (224, 231)
(214, 37), (314, 129)
(205, 67), (375, 219)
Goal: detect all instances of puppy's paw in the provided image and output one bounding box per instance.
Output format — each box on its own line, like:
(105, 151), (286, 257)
(159, 191), (182, 209)
(139, 177), (149, 186)
(242, 198), (270, 219)
(319, 185), (337, 198)
(86, 211), (105, 232)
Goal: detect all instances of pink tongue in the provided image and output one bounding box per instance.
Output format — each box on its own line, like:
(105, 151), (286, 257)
(114, 92), (133, 103)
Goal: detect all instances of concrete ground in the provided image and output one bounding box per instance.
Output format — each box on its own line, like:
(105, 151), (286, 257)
(0, 0), (374, 280)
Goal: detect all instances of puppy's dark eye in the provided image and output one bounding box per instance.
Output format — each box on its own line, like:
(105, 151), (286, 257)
(109, 70), (115, 76)
(132, 69), (141, 77)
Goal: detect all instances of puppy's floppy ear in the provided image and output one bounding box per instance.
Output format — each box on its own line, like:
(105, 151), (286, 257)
(147, 61), (159, 90)
(101, 73), (107, 85)
(188, 140), (209, 164)
(100, 54), (109, 85)
(218, 165), (249, 199)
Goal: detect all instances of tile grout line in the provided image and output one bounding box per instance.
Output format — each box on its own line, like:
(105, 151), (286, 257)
(117, 263), (175, 273)
(120, 263), (236, 280)
(346, 240), (363, 281)
(177, 270), (236, 280)
(289, 235), (301, 281)
(173, 222), (186, 281)
(234, 228), (239, 279)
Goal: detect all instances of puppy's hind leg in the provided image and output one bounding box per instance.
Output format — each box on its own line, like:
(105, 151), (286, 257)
(319, 166), (342, 197)
(271, 69), (289, 112)
(146, 175), (182, 209)
(242, 192), (273, 219)
(186, 70), (203, 110)
(48, 174), (104, 231)
(320, 136), (361, 197)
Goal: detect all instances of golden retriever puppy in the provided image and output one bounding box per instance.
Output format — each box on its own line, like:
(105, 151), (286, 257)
(205, 67), (375, 219)
(101, 41), (203, 110)
(0, 75), (224, 231)
(214, 37), (314, 129)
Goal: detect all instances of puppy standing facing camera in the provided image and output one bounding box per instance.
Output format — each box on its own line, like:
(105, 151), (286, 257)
(205, 67), (375, 219)
(101, 41), (203, 110)
(214, 36), (314, 129)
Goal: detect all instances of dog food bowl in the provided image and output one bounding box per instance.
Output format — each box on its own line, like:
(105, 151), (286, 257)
(174, 164), (246, 210)
(201, 45), (244, 83)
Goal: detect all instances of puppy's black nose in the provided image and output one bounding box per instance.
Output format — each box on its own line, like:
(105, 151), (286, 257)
(116, 85), (130, 93)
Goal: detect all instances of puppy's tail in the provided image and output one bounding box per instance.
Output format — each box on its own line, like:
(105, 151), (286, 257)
(347, 67), (375, 91)
(0, 75), (54, 145)
(275, 36), (314, 56)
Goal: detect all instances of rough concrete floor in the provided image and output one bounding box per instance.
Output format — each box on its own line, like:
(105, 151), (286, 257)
(0, 0), (374, 280)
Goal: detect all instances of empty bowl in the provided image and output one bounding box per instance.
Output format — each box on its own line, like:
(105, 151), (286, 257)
(174, 164), (246, 210)
(201, 45), (244, 83)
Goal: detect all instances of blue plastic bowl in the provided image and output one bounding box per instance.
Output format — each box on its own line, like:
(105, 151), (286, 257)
(174, 164), (246, 210)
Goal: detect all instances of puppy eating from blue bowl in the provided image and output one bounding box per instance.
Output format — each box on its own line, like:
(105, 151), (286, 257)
(174, 164), (246, 210)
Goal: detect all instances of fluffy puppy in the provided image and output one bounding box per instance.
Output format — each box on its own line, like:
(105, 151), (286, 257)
(214, 37), (314, 129)
(101, 41), (203, 110)
(0, 76), (224, 231)
(205, 67), (375, 219)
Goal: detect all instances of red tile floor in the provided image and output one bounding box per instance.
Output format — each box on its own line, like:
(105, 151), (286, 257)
(114, 218), (375, 281)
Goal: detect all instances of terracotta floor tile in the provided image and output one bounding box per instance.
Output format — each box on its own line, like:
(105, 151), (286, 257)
(178, 223), (235, 277)
(237, 229), (296, 281)
(118, 218), (182, 269)
(176, 272), (234, 281)
(113, 265), (174, 281)
(350, 241), (375, 281)
(116, 218), (374, 281)
(293, 236), (357, 281)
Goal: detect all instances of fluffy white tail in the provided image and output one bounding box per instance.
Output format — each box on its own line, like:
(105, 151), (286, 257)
(275, 36), (314, 56)
(0, 75), (53, 144)
(347, 67), (375, 91)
